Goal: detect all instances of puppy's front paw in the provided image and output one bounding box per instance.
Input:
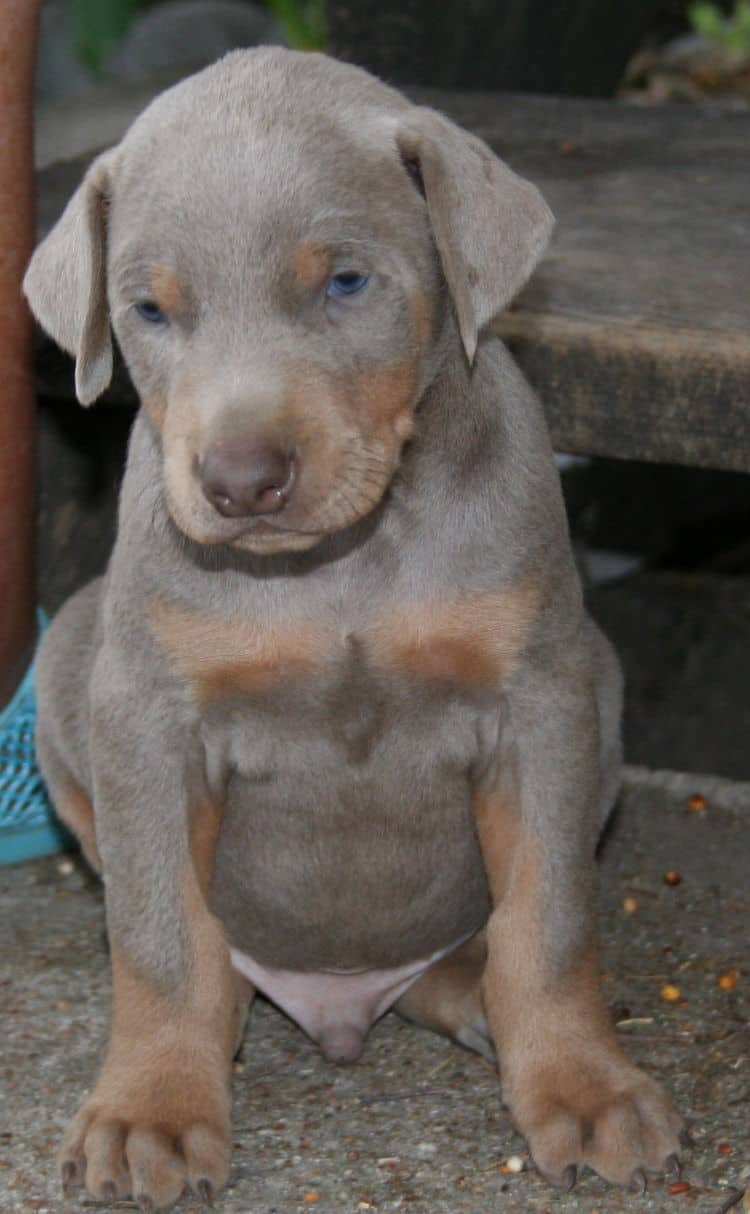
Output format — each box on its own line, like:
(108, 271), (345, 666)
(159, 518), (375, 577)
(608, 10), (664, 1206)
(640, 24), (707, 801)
(59, 1056), (231, 1210)
(505, 1049), (684, 1191)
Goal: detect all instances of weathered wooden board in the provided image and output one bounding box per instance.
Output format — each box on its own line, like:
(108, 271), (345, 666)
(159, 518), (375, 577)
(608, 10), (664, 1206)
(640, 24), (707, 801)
(34, 91), (750, 471)
(417, 89), (750, 472)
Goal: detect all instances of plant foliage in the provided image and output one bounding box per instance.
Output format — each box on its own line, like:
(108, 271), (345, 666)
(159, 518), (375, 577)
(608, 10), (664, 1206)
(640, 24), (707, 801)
(72, 0), (140, 74)
(265, 0), (326, 48)
(71, 0), (326, 72)
(689, 1), (750, 53)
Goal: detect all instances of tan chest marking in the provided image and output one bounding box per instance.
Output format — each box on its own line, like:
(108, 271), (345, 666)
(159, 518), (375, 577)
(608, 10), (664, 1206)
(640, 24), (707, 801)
(150, 599), (333, 702)
(151, 583), (538, 703)
(368, 585), (540, 686)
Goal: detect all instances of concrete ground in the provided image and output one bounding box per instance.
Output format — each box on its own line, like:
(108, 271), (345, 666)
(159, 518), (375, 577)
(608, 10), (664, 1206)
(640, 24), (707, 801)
(2, 768), (748, 1214)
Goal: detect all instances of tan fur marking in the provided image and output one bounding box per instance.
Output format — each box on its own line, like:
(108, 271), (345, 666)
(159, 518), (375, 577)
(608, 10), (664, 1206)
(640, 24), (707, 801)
(474, 796), (548, 1013)
(150, 264), (184, 314)
(57, 782), (101, 871)
(317, 357), (421, 480)
(60, 852), (238, 1204)
(143, 394), (167, 430)
(473, 788), (522, 904)
(409, 288), (433, 348)
(150, 598), (332, 701)
(356, 359), (420, 434)
(189, 801), (224, 901)
(473, 807), (674, 1186)
(370, 584), (540, 686)
(186, 797), (256, 1050)
(102, 940), (233, 1118)
(293, 242), (331, 291)
(474, 791), (622, 1054)
(161, 392), (202, 531)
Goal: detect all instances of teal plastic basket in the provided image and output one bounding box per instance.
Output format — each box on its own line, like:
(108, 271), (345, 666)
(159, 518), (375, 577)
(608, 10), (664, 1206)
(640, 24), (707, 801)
(0, 611), (71, 864)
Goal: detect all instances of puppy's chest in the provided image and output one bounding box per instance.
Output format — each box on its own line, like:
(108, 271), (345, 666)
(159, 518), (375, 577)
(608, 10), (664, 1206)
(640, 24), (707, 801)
(151, 582), (538, 758)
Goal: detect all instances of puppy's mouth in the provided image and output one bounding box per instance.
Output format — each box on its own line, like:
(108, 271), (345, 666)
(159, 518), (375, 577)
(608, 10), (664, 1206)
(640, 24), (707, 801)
(164, 466), (395, 553)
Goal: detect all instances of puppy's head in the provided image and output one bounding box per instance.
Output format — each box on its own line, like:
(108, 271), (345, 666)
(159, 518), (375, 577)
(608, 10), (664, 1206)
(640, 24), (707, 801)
(24, 49), (552, 554)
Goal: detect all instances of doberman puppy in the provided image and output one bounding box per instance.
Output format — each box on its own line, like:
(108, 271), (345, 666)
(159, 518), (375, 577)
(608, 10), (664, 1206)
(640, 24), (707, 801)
(24, 47), (683, 1210)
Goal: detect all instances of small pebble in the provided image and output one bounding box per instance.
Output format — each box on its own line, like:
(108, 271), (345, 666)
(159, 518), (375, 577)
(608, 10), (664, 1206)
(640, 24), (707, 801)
(668, 1180), (691, 1194)
(622, 895), (639, 914)
(415, 1142), (438, 1158)
(304, 1192), (320, 1203)
(718, 1142), (733, 1155)
(56, 858), (75, 876)
(501, 1155), (525, 1174)
(664, 870), (683, 887)
(686, 793), (706, 812)
(717, 969), (739, 991)
(660, 983), (682, 1003)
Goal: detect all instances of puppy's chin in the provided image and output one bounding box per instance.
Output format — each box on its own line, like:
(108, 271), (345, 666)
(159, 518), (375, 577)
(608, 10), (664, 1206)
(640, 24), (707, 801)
(230, 528), (324, 554)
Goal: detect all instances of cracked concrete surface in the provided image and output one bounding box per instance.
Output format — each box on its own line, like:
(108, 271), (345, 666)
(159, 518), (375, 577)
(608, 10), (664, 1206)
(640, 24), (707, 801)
(1, 768), (748, 1214)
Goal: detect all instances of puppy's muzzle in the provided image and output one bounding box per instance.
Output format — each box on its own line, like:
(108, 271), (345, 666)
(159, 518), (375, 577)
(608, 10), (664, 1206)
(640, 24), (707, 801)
(198, 441), (297, 518)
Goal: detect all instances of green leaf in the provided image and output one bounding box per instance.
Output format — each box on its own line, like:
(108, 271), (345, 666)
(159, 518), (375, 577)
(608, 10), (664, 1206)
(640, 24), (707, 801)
(264, 0), (326, 49)
(72, 0), (140, 76)
(688, 2), (727, 42)
(689, 0), (750, 51)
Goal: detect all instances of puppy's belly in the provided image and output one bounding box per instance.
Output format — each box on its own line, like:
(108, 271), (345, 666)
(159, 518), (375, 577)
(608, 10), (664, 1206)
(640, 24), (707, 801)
(213, 768), (490, 973)
(230, 932), (472, 1062)
(211, 688), (493, 970)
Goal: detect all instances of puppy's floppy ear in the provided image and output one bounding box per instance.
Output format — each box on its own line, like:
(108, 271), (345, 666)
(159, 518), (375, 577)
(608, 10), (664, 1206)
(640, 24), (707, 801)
(396, 108), (554, 362)
(23, 151), (114, 405)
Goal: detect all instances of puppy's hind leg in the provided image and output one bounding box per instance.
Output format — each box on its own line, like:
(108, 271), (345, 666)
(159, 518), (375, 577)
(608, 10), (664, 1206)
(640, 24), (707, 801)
(394, 931), (494, 1062)
(35, 580), (104, 870)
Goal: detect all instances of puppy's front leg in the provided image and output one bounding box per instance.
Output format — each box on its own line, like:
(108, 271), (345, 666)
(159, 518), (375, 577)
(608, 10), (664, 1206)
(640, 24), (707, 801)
(60, 672), (240, 1210)
(476, 652), (683, 1191)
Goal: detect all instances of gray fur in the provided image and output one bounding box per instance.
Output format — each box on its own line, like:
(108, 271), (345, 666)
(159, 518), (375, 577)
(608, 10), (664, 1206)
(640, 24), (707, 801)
(24, 47), (637, 1199)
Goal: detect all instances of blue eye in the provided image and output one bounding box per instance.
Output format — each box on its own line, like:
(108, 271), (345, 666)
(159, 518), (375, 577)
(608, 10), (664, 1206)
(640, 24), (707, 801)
(134, 300), (167, 324)
(326, 272), (369, 299)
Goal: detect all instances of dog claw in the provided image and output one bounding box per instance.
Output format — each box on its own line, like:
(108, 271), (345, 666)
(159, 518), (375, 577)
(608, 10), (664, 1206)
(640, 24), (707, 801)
(664, 1153), (682, 1181)
(561, 1164), (578, 1191)
(629, 1168), (648, 1195)
(61, 1160), (77, 1195)
(196, 1178), (215, 1206)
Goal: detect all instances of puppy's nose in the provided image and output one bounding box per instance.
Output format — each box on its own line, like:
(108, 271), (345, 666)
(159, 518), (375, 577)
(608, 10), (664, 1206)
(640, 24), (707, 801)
(199, 443), (295, 517)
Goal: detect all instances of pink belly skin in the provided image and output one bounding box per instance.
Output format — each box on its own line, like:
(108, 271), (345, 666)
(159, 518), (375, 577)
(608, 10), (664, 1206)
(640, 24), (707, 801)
(230, 935), (471, 1062)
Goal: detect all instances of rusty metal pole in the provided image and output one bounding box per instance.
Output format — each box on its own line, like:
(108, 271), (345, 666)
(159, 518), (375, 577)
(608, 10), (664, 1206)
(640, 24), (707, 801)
(0, 0), (43, 707)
